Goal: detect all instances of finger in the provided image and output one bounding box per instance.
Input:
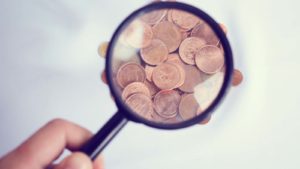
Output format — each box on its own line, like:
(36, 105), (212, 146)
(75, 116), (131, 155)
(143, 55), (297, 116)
(54, 152), (92, 169)
(93, 155), (105, 169)
(11, 119), (92, 168)
(199, 115), (212, 125)
(232, 69), (243, 86)
(101, 71), (107, 84)
(219, 23), (228, 34)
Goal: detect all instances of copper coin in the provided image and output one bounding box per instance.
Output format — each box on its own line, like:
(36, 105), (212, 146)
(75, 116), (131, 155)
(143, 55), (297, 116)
(123, 20), (153, 48)
(125, 93), (153, 120)
(140, 9), (167, 25)
(195, 45), (224, 74)
(179, 65), (203, 93)
(140, 39), (168, 65)
(179, 94), (199, 120)
(122, 82), (151, 100)
(165, 60), (186, 88)
(171, 10), (200, 31)
(144, 80), (160, 97)
(116, 62), (146, 88)
(179, 37), (206, 65)
(191, 23), (219, 45)
(152, 62), (181, 90)
(152, 21), (182, 52)
(145, 65), (155, 82)
(154, 90), (181, 118)
(232, 69), (243, 86)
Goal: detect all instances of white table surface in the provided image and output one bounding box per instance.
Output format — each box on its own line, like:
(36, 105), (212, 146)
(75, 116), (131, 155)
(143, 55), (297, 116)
(1, 0), (300, 168)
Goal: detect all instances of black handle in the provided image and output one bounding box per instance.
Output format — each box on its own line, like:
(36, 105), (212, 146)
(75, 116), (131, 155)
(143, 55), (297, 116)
(80, 112), (128, 160)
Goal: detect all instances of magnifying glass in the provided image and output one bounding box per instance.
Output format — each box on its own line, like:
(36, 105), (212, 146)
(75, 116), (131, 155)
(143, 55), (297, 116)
(80, 1), (233, 160)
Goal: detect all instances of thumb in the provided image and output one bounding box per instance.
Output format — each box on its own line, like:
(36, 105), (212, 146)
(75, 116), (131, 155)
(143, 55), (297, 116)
(54, 152), (93, 169)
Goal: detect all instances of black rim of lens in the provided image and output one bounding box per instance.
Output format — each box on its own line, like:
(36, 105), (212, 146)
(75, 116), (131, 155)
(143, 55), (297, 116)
(105, 1), (234, 130)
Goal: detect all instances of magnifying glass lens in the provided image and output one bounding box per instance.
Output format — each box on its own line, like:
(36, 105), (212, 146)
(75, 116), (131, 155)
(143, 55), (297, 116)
(109, 7), (226, 125)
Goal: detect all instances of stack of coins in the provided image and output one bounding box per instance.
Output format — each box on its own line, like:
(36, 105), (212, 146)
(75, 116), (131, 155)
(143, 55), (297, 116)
(114, 9), (225, 124)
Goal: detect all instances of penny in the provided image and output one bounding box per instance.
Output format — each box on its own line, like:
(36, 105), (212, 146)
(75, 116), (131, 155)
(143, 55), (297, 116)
(123, 20), (153, 48)
(232, 69), (243, 86)
(152, 62), (181, 90)
(144, 80), (160, 97)
(171, 10), (200, 31)
(140, 39), (168, 65)
(116, 62), (146, 88)
(125, 93), (153, 120)
(191, 23), (219, 45)
(154, 90), (181, 118)
(179, 94), (199, 120)
(195, 45), (224, 74)
(179, 65), (203, 93)
(165, 61), (185, 88)
(121, 82), (151, 100)
(179, 37), (206, 65)
(167, 10), (173, 22)
(145, 65), (155, 82)
(140, 9), (167, 25)
(152, 21), (182, 52)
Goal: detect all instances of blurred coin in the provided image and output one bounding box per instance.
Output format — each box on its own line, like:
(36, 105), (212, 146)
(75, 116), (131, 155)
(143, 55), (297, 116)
(122, 82), (151, 100)
(191, 23), (219, 45)
(154, 90), (181, 118)
(123, 20), (153, 48)
(152, 62), (181, 90)
(179, 94), (199, 120)
(116, 62), (146, 88)
(232, 69), (243, 86)
(165, 61), (185, 88)
(140, 39), (168, 65)
(152, 21), (182, 52)
(195, 45), (224, 74)
(140, 9), (167, 25)
(179, 37), (206, 65)
(125, 93), (154, 120)
(179, 65), (203, 93)
(171, 10), (201, 31)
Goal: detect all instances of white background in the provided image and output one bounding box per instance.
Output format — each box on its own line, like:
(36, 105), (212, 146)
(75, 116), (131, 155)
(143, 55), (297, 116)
(1, 0), (300, 169)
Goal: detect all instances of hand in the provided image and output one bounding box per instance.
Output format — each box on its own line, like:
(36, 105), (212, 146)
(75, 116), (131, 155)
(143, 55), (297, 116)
(98, 23), (243, 125)
(0, 119), (104, 169)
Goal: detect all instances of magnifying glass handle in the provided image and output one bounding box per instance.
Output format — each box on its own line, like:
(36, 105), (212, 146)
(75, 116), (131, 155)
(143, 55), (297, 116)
(80, 112), (128, 160)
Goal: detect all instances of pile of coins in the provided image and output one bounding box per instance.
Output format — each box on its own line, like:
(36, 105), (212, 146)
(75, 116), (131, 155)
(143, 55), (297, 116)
(113, 9), (225, 124)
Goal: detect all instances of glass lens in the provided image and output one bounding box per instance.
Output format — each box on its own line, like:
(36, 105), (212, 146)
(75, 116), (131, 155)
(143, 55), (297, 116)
(109, 7), (226, 125)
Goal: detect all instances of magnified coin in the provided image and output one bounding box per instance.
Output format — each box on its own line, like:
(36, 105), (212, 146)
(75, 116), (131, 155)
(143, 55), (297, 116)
(154, 90), (181, 118)
(145, 65), (155, 82)
(152, 62), (182, 90)
(152, 21), (182, 52)
(140, 39), (168, 65)
(122, 82), (151, 100)
(179, 37), (206, 65)
(125, 93), (154, 120)
(195, 45), (224, 74)
(116, 62), (146, 88)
